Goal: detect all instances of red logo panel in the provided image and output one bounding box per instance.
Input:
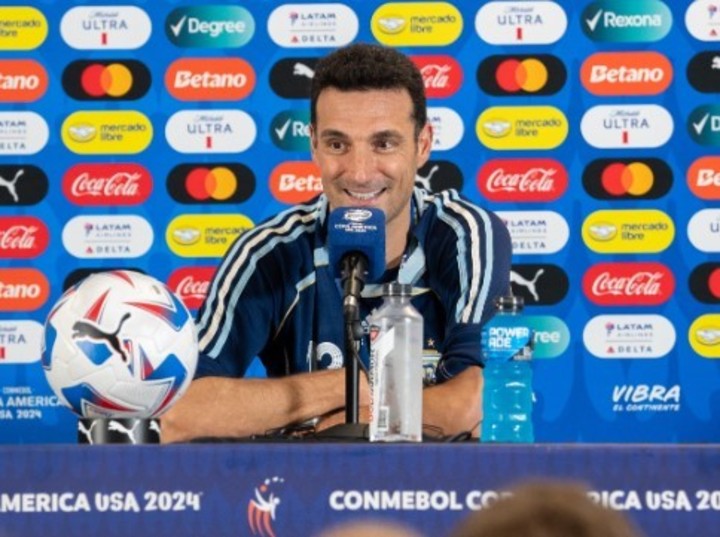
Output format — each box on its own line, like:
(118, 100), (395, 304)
(477, 159), (568, 202)
(0, 216), (49, 258)
(583, 262), (675, 306)
(0, 268), (50, 311)
(687, 156), (720, 200)
(411, 55), (463, 98)
(168, 267), (216, 310)
(63, 163), (152, 206)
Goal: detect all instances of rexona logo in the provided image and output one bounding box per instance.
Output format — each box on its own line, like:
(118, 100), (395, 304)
(582, 0), (671, 42)
(268, 4), (358, 48)
(688, 105), (720, 145)
(611, 384), (680, 413)
(0, 60), (48, 102)
(269, 57), (319, 99)
(0, 165), (48, 206)
(168, 267), (216, 310)
(689, 314), (720, 358)
(61, 110), (152, 154)
(687, 209), (720, 253)
(165, 110), (256, 154)
(166, 58), (255, 101)
(580, 105), (673, 148)
(0, 320), (43, 364)
(270, 161), (322, 204)
(581, 52), (672, 95)
(496, 211), (569, 255)
(0, 7), (47, 50)
(167, 163), (255, 204)
(583, 262), (674, 306)
(270, 110), (311, 151)
(416, 160), (463, 192)
(371, 2), (462, 47)
(582, 209), (674, 254)
(0, 112), (48, 155)
(583, 314), (676, 359)
(688, 156), (720, 200)
(478, 158), (567, 202)
(166, 5), (254, 48)
(0, 269), (49, 312)
(582, 158), (672, 200)
(60, 6), (151, 50)
(475, 1), (567, 45)
(686, 0), (720, 42)
(689, 262), (720, 304)
(510, 264), (569, 305)
(427, 107), (463, 151)
(62, 215), (153, 259)
(477, 55), (566, 96)
(166, 214), (254, 258)
(412, 55), (462, 98)
(525, 315), (569, 359)
(62, 163), (152, 206)
(62, 60), (150, 100)
(0, 216), (48, 259)
(686, 52), (720, 93)
(476, 106), (568, 150)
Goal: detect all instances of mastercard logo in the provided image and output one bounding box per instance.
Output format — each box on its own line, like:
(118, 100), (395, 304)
(477, 54), (566, 96)
(582, 158), (672, 200)
(167, 163), (255, 204)
(62, 60), (151, 101)
(689, 262), (720, 304)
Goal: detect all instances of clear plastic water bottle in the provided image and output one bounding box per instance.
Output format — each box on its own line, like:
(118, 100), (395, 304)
(481, 294), (534, 443)
(368, 282), (423, 442)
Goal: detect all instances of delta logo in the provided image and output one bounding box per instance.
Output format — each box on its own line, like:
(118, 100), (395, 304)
(167, 163), (255, 204)
(247, 476), (284, 537)
(496, 210), (569, 255)
(270, 161), (322, 204)
(168, 267), (216, 310)
(689, 262), (720, 304)
(581, 52), (672, 96)
(412, 55), (462, 98)
(476, 106), (568, 150)
(62, 163), (152, 206)
(0, 165), (48, 206)
(427, 107), (464, 151)
(62, 60), (151, 101)
(475, 1), (567, 45)
(166, 5), (255, 48)
(0, 112), (49, 155)
(580, 105), (673, 148)
(686, 52), (720, 93)
(582, 209), (674, 254)
(165, 110), (256, 154)
(371, 2), (462, 47)
(271, 111), (311, 151)
(477, 55), (566, 96)
(688, 156), (720, 200)
(62, 215), (154, 259)
(60, 6), (151, 50)
(61, 111), (152, 154)
(0, 7), (47, 50)
(583, 262), (674, 306)
(689, 314), (720, 358)
(688, 105), (720, 146)
(583, 314), (676, 359)
(0, 60), (48, 102)
(685, 0), (720, 42)
(166, 214), (254, 258)
(268, 4), (358, 48)
(582, 0), (672, 43)
(687, 209), (720, 253)
(582, 158), (672, 200)
(0, 269), (49, 312)
(478, 159), (567, 202)
(166, 58), (255, 101)
(0, 320), (43, 364)
(0, 216), (49, 259)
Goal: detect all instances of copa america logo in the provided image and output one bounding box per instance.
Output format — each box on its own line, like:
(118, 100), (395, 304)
(248, 476), (285, 537)
(343, 208), (373, 222)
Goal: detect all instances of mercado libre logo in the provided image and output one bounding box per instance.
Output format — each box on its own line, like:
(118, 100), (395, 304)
(582, 158), (672, 200)
(167, 163), (255, 204)
(61, 111), (153, 154)
(165, 5), (255, 48)
(476, 106), (568, 150)
(0, 7), (48, 50)
(62, 60), (151, 101)
(475, 1), (568, 45)
(166, 213), (254, 258)
(60, 6), (151, 50)
(582, 209), (674, 254)
(689, 314), (720, 358)
(247, 476), (284, 537)
(371, 2), (463, 47)
(581, 0), (672, 43)
(477, 54), (566, 96)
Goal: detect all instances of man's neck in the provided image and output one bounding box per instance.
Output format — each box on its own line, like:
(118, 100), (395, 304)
(385, 205), (412, 269)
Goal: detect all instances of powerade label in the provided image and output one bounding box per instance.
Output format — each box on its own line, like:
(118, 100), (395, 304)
(481, 317), (533, 362)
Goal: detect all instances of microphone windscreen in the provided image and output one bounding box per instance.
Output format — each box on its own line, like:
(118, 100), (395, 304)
(328, 207), (386, 283)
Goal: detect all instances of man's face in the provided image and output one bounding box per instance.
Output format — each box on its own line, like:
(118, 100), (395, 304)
(311, 87), (432, 235)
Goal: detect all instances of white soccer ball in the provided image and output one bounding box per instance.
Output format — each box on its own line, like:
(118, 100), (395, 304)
(42, 270), (198, 419)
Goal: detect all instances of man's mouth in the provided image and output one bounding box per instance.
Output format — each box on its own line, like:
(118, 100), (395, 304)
(345, 188), (385, 201)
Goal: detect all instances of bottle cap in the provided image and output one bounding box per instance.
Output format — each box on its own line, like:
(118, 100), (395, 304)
(383, 282), (413, 297)
(496, 294), (524, 311)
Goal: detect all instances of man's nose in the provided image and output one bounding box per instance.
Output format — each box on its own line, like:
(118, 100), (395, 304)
(346, 148), (375, 182)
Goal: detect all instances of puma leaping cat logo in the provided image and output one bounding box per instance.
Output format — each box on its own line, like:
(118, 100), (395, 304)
(72, 313), (132, 363)
(0, 169), (23, 203)
(510, 269), (545, 302)
(108, 420), (140, 444)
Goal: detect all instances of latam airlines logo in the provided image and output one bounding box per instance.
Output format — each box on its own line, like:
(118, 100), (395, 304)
(0, 7), (47, 50)
(62, 215), (154, 259)
(689, 262), (720, 304)
(60, 6), (151, 50)
(475, 2), (567, 45)
(581, 52), (672, 95)
(477, 55), (566, 96)
(166, 214), (253, 258)
(0, 321), (43, 364)
(62, 60), (151, 100)
(168, 267), (215, 310)
(62, 163), (152, 206)
(0, 112), (48, 155)
(268, 4), (358, 48)
(476, 106), (568, 150)
(167, 163), (255, 204)
(0, 60), (48, 102)
(427, 107), (463, 151)
(689, 314), (720, 358)
(686, 0), (720, 42)
(62, 111), (152, 154)
(270, 111), (310, 151)
(165, 110), (256, 154)
(688, 156), (720, 200)
(583, 262), (675, 306)
(688, 105), (720, 145)
(412, 55), (463, 98)
(0, 165), (48, 206)
(686, 52), (720, 93)
(478, 159), (567, 202)
(0, 269), (49, 312)
(166, 5), (254, 48)
(582, 210), (674, 254)
(583, 314), (676, 359)
(371, 2), (462, 47)
(270, 161), (322, 204)
(582, 158), (672, 200)
(166, 58), (255, 101)
(0, 217), (49, 259)
(582, 0), (672, 42)
(687, 209), (720, 253)
(496, 211), (569, 255)
(580, 105), (673, 148)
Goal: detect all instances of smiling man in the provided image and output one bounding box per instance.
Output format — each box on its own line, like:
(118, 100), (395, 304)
(161, 43), (511, 443)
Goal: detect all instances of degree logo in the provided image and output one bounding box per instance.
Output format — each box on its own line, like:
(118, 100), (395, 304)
(689, 263), (720, 304)
(0, 269), (49, 312)
(689, 314), (720, 358)
(0, 60), (48, 102)
(686, 52), (720, 93)
(167, 163), (255, 204)
(687, 105), (720, 145)
(62, 60), (151, 101)
(477, 55), (566, 96)
(687, 156), (720, 200)
(581, 52), (672, 95)
(524, 316), (570, 359)
(582, 0), (672, 43)
(687, 209), (720, 253)
(166, 214), (254, 258)
(582, 210), (674, 254)
(166, 58), (255, 101)
(685, 0), (720, 42)
(60, 6), (151, 50)
(371, 2), (463, 46)
(165, 110), (256, 154)
(270, 161), (322, 204)
(270, 110), (310, 151)
(61, 111), (153, 154)
(166, 5), (255, 48)
(582, 158), (672, 200)
(268, 4), (358, 48)
(475, 1), (567, 45)
(0, 7), (47, 50)
(580, 105), (673, 148)
(476, 106), (568, 150)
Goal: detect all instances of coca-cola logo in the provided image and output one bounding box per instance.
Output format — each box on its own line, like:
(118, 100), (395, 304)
(0, 217), (48, 259)
(63, 164), (152, 206)
(478, 159), (568, 202)
(411, 55), (462, 98)
(583, 262), (675, 306)
(168, 267), (216, 310)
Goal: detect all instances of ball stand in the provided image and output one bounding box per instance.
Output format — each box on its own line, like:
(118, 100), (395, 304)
(77, 418), (161, 445)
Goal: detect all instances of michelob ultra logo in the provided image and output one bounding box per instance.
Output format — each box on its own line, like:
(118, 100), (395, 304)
(689, 314), (720, 358)
(371, 2), (462, 46)
(62, 111), (152, 154)
(166, 5), (255, 48)
(582, 0), (672, 42)
(580, 105), (673, 149)
(687, 156), (720, 200)
(0, 320), (43, 364)
(0, 60), (48, 102)
(688, 105), (720, 146)
(525, 316), (570, 359)
(0, 7), (47, 50)
(167, 214), (254, 257)
(165, 110), (256, 154)
(581, 52), (672, 96)
(475, 1), (567, 45)
(476, 106), (568, 150)
(582, 209), (674, 254)
(60, 6), (151, 50)
(685, 0), (720, 42)
(687, 209), (720, 253)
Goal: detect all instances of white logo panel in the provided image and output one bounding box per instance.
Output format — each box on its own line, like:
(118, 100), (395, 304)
(583, 314), (676, 359)
(427, 107), (463, 151)
(60, 6), (152, 50)
(165, 110), (256, 154)
(687, 209), (720, 252)
(0, 321), (43, 364)
(0, 112), (48, 156)
(268, 3), (358, 48)
(475, 1), (567, 44)
(62, 215), (153, 258)
(496, 210), (569, 254)
(685, 0), (720, 42)
(580, 105), (673, 148)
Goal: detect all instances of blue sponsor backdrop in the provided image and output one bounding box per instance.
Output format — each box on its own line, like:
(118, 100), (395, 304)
(0, 1), (718, 443)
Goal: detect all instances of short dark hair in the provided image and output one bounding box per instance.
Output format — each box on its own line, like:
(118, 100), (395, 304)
(310, 43), (427, 136)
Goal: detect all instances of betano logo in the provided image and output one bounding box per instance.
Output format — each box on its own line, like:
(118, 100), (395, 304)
(685, 0), (720, 42)
(687, 105), (720, 145)
(166, 5), (255, 48)
(62, 111), (152, 154)
(582, 209), (674, 254)
(0, 60), (48, 102)
(687, 209), (720, 253)
(689, 314), (720, 358)
(583, 314), (675, 359)
(477, 54), (566, 96)
(475, 1), (567, 45)
(62, 60), (151, 100)
(476, 106), (568, 150)
(0, 268), (49, 312)
(268, 4), (358, 48)
(167, 163), (255, 204)
(0, 7), (47, 50)
(371, 2), (462, 46)
(580, 105), (673, 148)
(582, 158), (672, 200)
(165, 110), (256, 154)
(525, 316), (569, 359)
(270, 110), (311, 151)
(581, 51), (672, 95)
(270, 161), (323, 204)
(165, 58), (255, 101)
(60, 6), (151, 50)
(687, 156), (720, 199)
(582, 0), (671, 42)
(166, 214), (254, 258)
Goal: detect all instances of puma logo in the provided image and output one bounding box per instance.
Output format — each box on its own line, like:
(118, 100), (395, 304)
(78, 420), (98, 444)
(72, 313), (131, 363)
(415, 164), (439, 191)
(510, 268), (545, 302)
(108, 420), (140, 444)
(0, 168), (23, 203)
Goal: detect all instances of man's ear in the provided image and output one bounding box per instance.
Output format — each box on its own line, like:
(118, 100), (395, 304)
(417, 122), (433, 168)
